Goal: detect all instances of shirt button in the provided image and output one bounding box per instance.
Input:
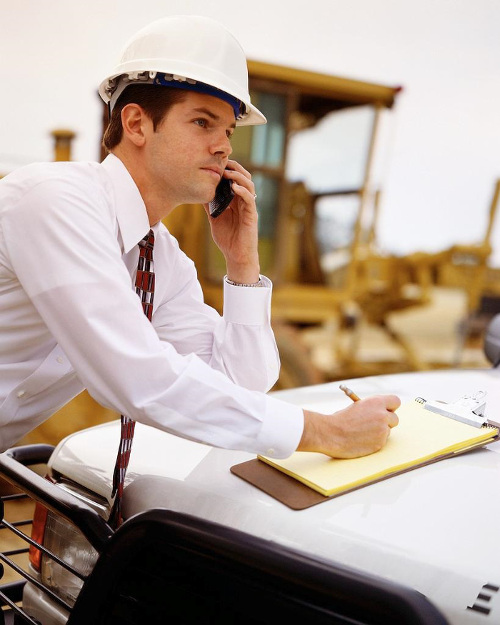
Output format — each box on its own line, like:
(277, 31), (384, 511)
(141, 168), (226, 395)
(17, 390), (26, 398)
(266, 448), (276, 457)
(56, 357), (64, 364)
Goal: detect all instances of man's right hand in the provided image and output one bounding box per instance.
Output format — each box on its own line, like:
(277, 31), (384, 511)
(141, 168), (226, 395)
(297, 395), (401, 458)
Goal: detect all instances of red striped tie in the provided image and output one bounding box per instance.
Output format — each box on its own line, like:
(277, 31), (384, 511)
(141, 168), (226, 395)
(109, 229), (155, 527)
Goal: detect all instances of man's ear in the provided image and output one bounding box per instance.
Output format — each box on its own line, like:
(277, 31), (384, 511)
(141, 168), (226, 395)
(120, 104), (150, 147)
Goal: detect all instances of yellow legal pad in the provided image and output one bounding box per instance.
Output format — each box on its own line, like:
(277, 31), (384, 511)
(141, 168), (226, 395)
(258, 399), (499, 497)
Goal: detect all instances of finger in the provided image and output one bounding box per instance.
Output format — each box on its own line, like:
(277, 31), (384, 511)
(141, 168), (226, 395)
(387, 412), (399, 428)
(383, 394), (401, 412)
(359, 394), (401, 413)
(224, 163), (256, 198)
(231, 181), (257, 206)
(225, 159), (251, 179)
(225, 171), (256, 200)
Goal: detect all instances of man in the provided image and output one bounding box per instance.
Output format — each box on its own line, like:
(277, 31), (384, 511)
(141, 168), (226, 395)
(0, 16), (398, 467)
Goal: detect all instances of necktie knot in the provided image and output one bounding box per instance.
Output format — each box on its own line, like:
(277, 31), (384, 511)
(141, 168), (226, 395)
(138, 229), (155, 253)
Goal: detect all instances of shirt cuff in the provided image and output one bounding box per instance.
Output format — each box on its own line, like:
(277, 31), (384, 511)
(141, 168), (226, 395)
(224, 275), (266, 287)
(255, 394), (304, 459)
(223, 275), (272, 325)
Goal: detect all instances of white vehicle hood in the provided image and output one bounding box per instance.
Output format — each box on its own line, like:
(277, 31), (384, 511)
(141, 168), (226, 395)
(49, 368), (500, 625)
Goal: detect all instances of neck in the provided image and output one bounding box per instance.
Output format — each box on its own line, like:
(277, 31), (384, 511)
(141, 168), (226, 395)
(111, 147), (176, 226)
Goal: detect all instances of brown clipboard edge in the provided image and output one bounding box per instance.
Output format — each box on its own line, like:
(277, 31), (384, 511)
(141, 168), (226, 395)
(230, 428), (500, 511)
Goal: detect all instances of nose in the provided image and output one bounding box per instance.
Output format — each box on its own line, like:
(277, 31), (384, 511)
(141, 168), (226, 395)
(211, 132), (232, 158)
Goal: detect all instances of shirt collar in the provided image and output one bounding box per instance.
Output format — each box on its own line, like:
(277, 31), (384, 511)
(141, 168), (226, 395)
(101, 154), (151, 253)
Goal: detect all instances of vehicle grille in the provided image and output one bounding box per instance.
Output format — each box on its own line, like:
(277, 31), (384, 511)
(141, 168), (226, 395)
(0, 445), (112, 625)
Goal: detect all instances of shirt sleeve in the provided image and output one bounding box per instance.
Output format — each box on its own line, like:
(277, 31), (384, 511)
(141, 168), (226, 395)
(3, 176), (304, 458)
(151, 235), (280, 392)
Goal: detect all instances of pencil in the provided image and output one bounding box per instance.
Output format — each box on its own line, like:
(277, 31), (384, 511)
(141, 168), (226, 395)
(339, 384), (361, 402)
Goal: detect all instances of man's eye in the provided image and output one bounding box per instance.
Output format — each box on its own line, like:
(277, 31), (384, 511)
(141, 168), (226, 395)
(195, 119), (207, 128)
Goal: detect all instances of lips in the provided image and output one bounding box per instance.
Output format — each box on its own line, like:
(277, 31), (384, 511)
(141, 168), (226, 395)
(202, 166), (223, 179)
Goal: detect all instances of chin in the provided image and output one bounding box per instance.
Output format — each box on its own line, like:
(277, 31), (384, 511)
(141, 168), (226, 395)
(198, 190), (217, 205)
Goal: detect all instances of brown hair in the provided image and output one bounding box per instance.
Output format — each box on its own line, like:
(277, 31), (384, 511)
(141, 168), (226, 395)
(102, 84), (187, 151)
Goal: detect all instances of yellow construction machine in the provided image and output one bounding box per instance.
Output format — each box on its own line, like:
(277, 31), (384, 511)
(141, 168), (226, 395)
(163, 60), (411, 387)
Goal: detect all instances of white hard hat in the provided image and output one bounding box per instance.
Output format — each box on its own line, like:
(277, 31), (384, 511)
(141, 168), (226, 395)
(98, 15), (266, 126)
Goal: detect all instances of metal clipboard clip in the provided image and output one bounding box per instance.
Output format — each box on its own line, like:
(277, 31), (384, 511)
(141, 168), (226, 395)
(415, 391), (487, 428)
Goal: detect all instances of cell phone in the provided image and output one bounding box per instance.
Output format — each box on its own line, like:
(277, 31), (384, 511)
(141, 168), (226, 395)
(209, 175), (234, 218)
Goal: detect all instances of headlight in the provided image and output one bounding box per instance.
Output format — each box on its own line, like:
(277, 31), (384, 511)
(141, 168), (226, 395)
(40, 510), (99, 607)
(29, 479), (107, 608)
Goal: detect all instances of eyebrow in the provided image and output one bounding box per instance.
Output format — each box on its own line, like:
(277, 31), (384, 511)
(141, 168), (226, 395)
(192, 107), (236, 129)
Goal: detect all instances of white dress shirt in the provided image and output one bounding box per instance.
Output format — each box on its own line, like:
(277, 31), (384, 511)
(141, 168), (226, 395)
(0, 154), (303, 455)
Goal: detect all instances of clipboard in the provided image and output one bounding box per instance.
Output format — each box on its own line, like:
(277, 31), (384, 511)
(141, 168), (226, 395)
(231, 397), (500, 510)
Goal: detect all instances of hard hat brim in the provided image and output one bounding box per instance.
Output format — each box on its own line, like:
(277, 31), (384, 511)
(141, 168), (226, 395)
(98, 74), (266, 126)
